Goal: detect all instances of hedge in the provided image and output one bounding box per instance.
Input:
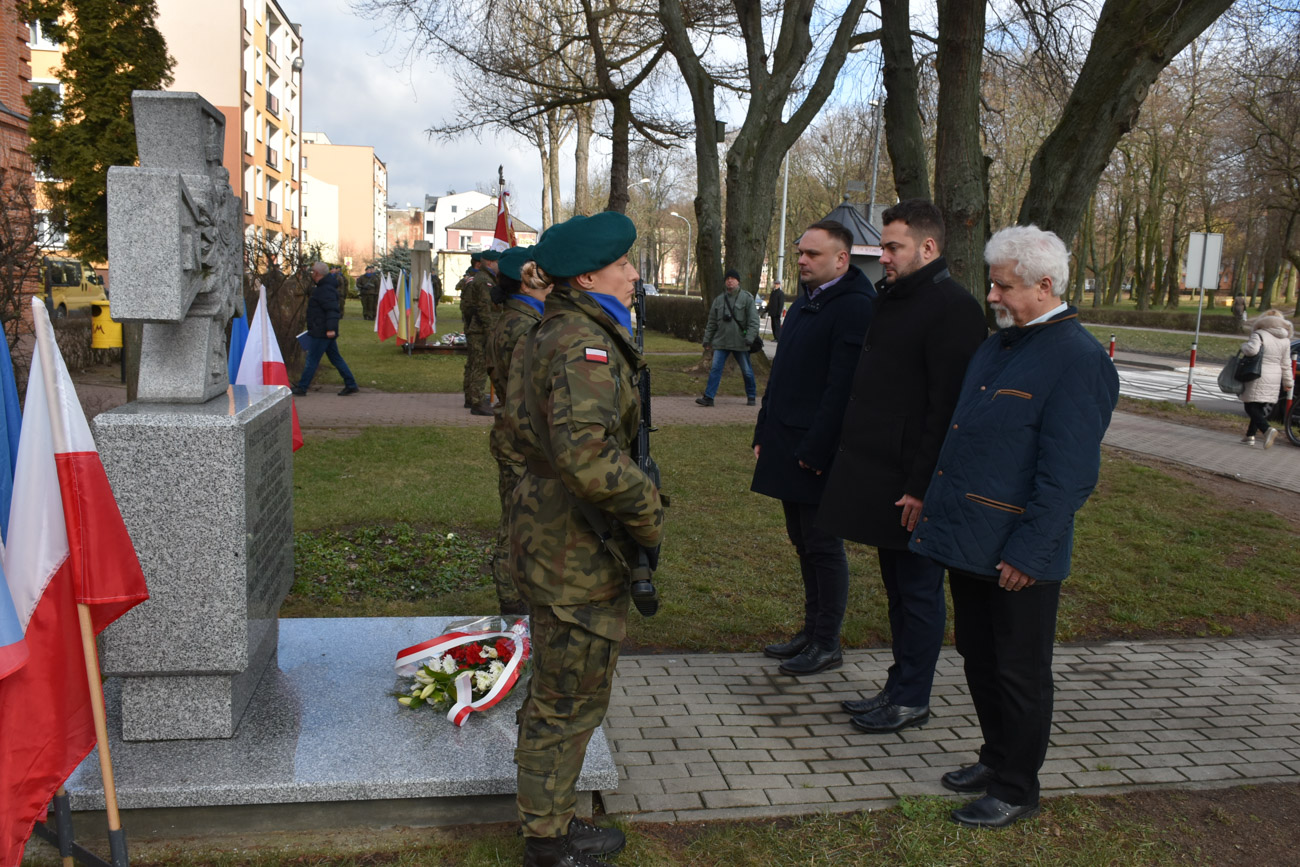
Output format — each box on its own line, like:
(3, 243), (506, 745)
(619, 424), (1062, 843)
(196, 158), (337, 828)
(1076, 307), (1245, 335)
(644, 295), (708, 343)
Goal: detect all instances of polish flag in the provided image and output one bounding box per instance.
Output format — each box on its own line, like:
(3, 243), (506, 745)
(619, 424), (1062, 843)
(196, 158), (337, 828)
(0, 299), (150, 867)
(417, 271), (436, 340)
(376, 272), (398, 342)
(491, 190), (515, 252)
(235, 286), (303, 452)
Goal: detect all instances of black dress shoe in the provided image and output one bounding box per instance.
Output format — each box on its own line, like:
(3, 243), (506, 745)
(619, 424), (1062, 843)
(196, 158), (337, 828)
(523, 835), (614, 867)
(950, 794), (1040, 829)
(695, 395), (714, 407)
(566, 817), (626, 856)
(849, 703), (930, 733)
(841, 690), (891, 715)
(338, 385), (359, 396)
(762, 632), (810, 660)
(290, 386), (307, 396)
(778, 642), (842, 675)
(941, 762), (995, 794)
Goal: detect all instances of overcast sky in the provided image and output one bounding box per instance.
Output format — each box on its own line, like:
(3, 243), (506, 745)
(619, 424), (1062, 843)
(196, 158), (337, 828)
(293, 0), (566, 230)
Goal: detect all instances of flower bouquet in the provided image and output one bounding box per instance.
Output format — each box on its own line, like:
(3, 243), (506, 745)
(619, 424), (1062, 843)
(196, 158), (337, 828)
(437, 332), (468, 347)
(394, 615), (530, 726)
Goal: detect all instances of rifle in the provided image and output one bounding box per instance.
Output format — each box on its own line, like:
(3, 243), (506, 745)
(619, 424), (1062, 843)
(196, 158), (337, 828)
(629, 279), (661, 617)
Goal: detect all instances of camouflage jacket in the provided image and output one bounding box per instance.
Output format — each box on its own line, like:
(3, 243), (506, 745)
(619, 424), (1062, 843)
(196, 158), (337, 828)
(459, 269), (496, 334)
(355, 273), (380, 295)
(504, 284), (664, 638)
(488, 295), (543, 466)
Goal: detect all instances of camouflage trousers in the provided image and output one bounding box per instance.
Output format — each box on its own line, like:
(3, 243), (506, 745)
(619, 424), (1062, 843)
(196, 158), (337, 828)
(515, 604), (621, 838)
(463, 329), (490, 405)
(494, 459), (525, 611)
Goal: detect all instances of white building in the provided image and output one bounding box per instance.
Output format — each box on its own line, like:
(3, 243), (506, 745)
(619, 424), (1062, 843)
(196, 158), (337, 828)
(300, 171), (339, 261)
(423, 190), (493, 252)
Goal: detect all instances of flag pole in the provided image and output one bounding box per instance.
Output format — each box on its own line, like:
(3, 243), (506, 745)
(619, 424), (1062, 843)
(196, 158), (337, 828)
(32, 301), (130, 867)
(405, 272), (413, 356)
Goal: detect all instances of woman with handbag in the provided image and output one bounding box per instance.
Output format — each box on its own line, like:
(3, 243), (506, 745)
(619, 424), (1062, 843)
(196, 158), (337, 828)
(1238, 308), (1295, 448)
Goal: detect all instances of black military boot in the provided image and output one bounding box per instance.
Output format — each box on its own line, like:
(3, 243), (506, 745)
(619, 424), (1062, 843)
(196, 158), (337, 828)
(522, 835), (615, 867)
(566, 817), (626, 856)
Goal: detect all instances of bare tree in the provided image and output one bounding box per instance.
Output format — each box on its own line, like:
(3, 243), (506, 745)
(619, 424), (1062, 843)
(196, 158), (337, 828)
(0, 168), (43, 360)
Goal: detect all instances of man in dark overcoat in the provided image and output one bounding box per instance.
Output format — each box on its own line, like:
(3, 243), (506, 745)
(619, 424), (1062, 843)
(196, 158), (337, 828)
(765, 282), (785, 341)
(818, 200), (986, 733)
(751, 220), (875, 676)
(913, 225), (1118, 828)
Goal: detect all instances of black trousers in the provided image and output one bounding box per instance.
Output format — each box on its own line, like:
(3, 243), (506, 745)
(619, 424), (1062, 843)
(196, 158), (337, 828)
(949, 568), (1061, 806)
(782, 500), (848, 649)
(1244, 401), (1274, 437)
(876, 548), (946, 707)
(770, 314), (782, 341)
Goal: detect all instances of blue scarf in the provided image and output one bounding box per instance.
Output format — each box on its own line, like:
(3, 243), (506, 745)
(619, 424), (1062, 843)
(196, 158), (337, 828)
(518, 294), (545, 316)
(585, 291), (634, 340)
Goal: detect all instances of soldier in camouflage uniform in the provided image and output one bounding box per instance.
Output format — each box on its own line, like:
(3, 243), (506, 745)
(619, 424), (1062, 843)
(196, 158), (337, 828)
(461, 249), (499, 415)
(487, 246), (550, 617)
(505, 212), (664, 867)
(356, 265), (380, 320)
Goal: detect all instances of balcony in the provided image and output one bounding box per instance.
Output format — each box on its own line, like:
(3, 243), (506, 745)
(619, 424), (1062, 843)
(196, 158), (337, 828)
(266, 201), (280, 223)
(265, 145), (279, 169)
(265, 37), (277, 64)
(265, 91), (279, 116)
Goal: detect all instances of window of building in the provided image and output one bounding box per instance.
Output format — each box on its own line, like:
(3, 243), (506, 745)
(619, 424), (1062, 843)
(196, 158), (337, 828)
(459, 233), (468, 251)
(450, 205), (457, 213)
(35, 210), (67, 250)
(28, 20), (60, 50)
(425, 220), (434, 234)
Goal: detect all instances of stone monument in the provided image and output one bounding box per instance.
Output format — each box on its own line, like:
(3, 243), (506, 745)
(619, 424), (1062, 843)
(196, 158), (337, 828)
(94, 91), (295, 741)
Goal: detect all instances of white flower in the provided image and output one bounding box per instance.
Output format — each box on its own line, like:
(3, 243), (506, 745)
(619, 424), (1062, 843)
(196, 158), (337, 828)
(474, 671), (493, 692)
(483, 646), (498, 659)
(441, 656), (457, 675)
(419, 684), (436, 699)
(397, 696), (413, 707)
(489, 660), (505, 677)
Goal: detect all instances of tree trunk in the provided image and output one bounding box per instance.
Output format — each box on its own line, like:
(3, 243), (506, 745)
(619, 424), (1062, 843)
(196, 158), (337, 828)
(606, 96), (632, 213)
(574, 103), (593, 215)
(880, 0), (930, 201)
(932, 0), (987, 299)
(1017, 0), (1235, 244)
(545, 110), (564, 226)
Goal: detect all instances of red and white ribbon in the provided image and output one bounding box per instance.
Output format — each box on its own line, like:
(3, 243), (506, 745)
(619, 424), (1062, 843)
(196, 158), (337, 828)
(395, 621), (529, 726)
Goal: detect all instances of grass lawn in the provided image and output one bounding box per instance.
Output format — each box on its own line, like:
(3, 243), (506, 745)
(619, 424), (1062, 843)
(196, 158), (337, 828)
(31, 785), (1300, 865)
(1083, 325), (1243, 362)
(289, 424), (1300, 647)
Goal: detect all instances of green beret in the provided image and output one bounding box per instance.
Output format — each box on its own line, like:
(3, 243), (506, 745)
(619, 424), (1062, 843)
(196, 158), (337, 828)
(532, 212), (636, 279)
(469, 250), (483, 262)
(480, 248), (502, 262)
(497, 246), (534, 282)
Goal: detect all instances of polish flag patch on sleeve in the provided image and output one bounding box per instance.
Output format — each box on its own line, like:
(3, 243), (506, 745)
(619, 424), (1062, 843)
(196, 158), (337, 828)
(584, 347), (609, 364)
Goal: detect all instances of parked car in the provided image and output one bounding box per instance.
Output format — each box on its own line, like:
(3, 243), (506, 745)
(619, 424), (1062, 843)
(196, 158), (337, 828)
(39, 257), (107, 317)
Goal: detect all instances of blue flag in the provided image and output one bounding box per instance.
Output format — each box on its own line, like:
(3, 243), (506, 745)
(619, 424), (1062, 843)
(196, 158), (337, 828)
(228, 311), (249, 385)
(0, 335), (24, 678)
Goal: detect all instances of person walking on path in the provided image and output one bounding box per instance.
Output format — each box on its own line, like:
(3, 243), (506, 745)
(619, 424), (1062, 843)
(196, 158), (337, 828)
(752, 220), (875, 677)
(293, 261), (359, 396)
(486, 246), (550, 617)
(504, 212), (663, 867)
(818, 199), (986, 734)
(912, 225), (1118, 829)
(765, 282), (785, 342)
(696, 269), (759, 407)
(1238, 308), (1294, 448)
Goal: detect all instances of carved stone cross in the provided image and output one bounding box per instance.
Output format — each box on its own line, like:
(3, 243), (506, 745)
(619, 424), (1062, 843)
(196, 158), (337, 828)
(107, 91), (244, 403)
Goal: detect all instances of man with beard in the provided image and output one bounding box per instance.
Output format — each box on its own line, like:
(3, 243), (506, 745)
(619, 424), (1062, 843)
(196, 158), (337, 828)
(818, 199), (986, 733)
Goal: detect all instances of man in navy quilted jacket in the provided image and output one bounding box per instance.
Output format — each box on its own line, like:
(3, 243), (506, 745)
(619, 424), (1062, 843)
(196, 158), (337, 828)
(910, 225), (1118, 830)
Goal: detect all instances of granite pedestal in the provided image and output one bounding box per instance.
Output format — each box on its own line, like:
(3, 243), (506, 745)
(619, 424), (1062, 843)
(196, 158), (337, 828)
(93, 385), (294, 741)
(64, 617), (617, 833)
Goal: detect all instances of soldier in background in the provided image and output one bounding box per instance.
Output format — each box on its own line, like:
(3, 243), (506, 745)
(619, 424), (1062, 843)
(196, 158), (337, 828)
(486, 245), (550, 617)
(356, 265), (380, 320)
(504, 212), (663, 867)
(461, 250), (499, 414)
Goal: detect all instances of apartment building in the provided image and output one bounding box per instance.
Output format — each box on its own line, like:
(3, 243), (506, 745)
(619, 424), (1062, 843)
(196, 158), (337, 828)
(301, 131), (387, 268)
(423, 190), (493, 252)
(300, 171), (339, 260)
(1, 9), (31, 174)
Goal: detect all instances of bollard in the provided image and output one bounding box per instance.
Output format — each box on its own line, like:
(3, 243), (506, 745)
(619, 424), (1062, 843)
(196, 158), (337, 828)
(1186, 342), (1197, 405)
(1108, 334), (1115, 358)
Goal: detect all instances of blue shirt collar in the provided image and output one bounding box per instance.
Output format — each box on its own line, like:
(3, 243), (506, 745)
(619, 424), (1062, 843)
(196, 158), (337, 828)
(518, 294), (545, 316)
(584, 291), (634, 339)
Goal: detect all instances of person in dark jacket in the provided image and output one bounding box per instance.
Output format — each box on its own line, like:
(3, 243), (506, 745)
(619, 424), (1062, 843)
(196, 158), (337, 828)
(818, 199), (986, 734)
(751, 220), (875, 676)
(913, 225), (1118, 829)
(293, 261), (359, 396)
(766, 282), (785, 341)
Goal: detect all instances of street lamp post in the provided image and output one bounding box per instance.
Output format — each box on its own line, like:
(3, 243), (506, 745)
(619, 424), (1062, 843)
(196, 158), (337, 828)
(628, 178), (652, 277)
(669, 212), (691, 296)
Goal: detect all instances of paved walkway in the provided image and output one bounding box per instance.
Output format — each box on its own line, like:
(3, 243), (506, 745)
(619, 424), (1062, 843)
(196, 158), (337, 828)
(601, 636), (1300, 821)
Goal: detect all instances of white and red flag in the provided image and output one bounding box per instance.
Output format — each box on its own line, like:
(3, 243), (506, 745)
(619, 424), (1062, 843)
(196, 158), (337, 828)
(491, 189), (516, 252)
(235, 285), (304, 452)
(417, 271), (437, 340)
(375, 272), (398, 342)
(0, 299), (150, 866)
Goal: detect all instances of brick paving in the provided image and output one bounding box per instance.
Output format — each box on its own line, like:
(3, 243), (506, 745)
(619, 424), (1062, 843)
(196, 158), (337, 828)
(601, 637), (1300, 822)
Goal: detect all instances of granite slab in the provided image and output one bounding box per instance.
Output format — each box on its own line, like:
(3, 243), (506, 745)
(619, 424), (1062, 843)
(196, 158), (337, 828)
(66, 617), (617, 809)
